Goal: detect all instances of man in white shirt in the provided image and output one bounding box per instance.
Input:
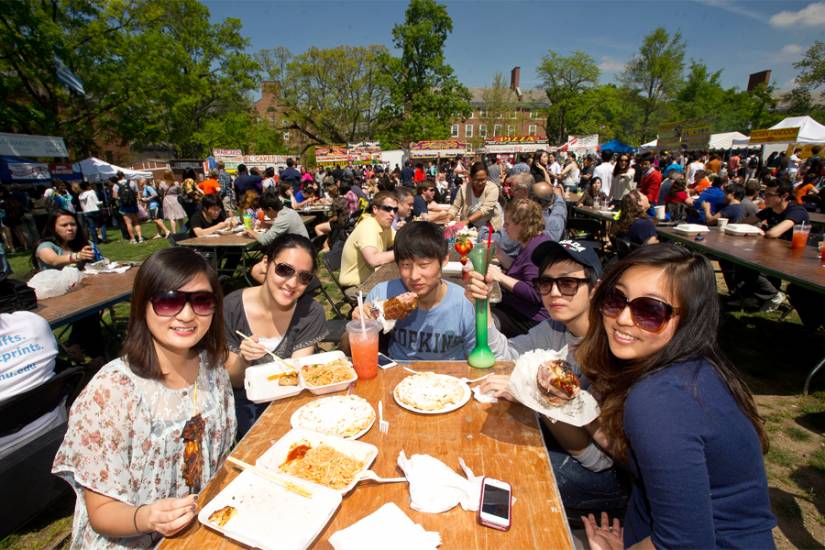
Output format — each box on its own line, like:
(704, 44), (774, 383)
(0, 311), (62, 459)
(686, 154), (705, 185)
(591, 151), (615, 198)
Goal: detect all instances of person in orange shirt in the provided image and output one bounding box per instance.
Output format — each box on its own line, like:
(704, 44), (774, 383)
(691, 169), (711, 194)
(794, 173), (818, 205)
(198, 169), (221, 196)
(706, 153), (722, 175)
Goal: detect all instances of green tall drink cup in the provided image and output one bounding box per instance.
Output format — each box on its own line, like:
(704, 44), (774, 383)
(467, 243), (496, 369)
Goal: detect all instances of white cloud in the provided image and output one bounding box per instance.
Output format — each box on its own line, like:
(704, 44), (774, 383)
(770, 2), (825, 27)
(598, 57), (625, 73)
(769, 43), (804, 62)
(695, 0), (764, 22)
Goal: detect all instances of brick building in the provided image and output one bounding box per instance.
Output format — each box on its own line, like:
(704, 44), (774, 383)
(450, 67), (550, 148)
(253, 80), (307, 152)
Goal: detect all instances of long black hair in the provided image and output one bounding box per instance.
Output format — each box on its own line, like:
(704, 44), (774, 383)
(577, 243), (767, 461)
(31, 208), (88, 269)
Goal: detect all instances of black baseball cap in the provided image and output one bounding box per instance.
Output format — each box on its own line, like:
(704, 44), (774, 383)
(531, 239), (603, 277)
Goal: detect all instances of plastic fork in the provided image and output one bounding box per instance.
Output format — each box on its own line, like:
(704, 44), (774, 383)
(356, 470), (407, 484)
(378, 400), (389, 434)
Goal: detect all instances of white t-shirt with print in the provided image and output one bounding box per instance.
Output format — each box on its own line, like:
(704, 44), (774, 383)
(0, 311), (58, 401)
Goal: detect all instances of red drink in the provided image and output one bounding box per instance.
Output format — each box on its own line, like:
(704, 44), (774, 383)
(347, 320), (379, 380)
(791, 225), (809, 250)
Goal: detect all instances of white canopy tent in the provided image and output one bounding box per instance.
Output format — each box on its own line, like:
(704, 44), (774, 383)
(73, 157), (152, 182)
(733, 116), (825, 146)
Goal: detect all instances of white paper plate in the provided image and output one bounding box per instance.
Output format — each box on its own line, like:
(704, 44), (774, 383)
(198, 469), (341, 550)
(290, 395), (375, 439)
(256, 429), (377, 494)
(392, 374), (471, 415)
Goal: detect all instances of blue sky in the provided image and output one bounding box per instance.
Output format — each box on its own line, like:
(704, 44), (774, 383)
(204, 0), (825, 92)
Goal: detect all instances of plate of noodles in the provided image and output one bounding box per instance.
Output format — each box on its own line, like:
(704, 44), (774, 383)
(290, 395), (375, 439)
(244, 351), (357, 404)
(257, 429), (378, 494)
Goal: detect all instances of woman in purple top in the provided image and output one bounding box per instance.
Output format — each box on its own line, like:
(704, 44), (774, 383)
(488, 198), (550, 337)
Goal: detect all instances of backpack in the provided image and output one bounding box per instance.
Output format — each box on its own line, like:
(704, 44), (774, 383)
(118, 183), (137, 207)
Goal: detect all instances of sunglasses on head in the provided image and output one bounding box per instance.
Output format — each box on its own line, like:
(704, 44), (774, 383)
(377, 204), (398, 213)
(150, 290), (217, 317)
(272, 262), (314, 285)
(533, 276), (589, 297)
(600, 287), (679, 333)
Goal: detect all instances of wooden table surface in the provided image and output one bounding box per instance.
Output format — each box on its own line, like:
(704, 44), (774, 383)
(657, 227), (825, 294)
(571, 205), (617, 221)
(35, 268), (138, 327)
(177, 234), (258, 248)
(809, 212), (825, 226)
(159, 362), (573, 550)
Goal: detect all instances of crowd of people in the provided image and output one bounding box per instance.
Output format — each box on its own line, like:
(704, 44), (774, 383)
(3, 143), (824, 549)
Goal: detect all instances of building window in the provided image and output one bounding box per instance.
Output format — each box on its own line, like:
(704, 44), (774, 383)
(451, 124), (459, 137)
(479, 124), (487, 138)
(528, 125), (537, 136)
(465, 124), (473, 138)
(468, 112), (474, 119)
(496, 112), (503, 119)
(493, 124), (502, 137)
(507, 125), (515, 137)
(511, 111), (517, 119)
(530, 111), (537, 119)
(479, 110), (488, 118)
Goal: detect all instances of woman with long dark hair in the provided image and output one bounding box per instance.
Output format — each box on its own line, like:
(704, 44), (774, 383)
(52, 248), (235, 548)
(223, 233), (327, 436)
(609, 154), (636, 205)
(611, 190), (658, 246)
(33, 209), (94, 270)
(578, 244), (775, 549)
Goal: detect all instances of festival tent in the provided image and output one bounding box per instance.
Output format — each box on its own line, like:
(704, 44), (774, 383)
(639, 139), (657, 152)
(599, 139), (635, 153)
(638, 131), (753, 152)
(73, 157), (151, 182)
(733, 116), (825, 146)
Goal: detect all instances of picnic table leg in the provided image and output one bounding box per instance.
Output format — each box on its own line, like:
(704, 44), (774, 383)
(803, 355), (825, 396)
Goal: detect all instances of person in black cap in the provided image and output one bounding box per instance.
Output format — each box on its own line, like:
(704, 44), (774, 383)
(465, 239), (629, 521)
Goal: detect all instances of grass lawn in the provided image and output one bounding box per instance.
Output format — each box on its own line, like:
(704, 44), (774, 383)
(1, 226), (824, 549)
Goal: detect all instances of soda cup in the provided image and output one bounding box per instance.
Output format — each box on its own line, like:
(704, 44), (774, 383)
(791, 224), (810, 251)
(347, 320), (380, 380)
(242, 213), (254, 230)
(90, 241), (103, 262)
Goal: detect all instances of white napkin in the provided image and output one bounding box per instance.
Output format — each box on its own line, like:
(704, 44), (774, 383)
(507, 347), (600, 427)
(370, 300), (396, 333)
(329, 502), (441, 550)
(84, 261), (131, 275)
(472, 385), (498, 404)
(397, 451), (482, 514)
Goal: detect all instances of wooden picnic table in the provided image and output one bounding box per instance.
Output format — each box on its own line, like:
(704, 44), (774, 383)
(35, 267), (138, 328)
(656, 227), (825, 294)
(158, 361), (573, 550)
(177, 233), (260, 283)
(571, 205), (617, 222)
(809, 212), (825, 226)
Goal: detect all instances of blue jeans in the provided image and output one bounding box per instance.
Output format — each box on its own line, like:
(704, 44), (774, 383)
(540, 415), (629, 514)
(233, 387), (267, 440)
(83, 211), (106, 244)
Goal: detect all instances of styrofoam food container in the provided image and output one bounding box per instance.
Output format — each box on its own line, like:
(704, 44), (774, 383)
(198, 468), (341, 550)
(295, 351), (357, 396)
(673, 223), (710, 235)
(256, 428), (377, 495)
(724, 223), (762, 236)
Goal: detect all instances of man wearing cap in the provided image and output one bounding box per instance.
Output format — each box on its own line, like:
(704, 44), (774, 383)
(465, 239), (628, 520)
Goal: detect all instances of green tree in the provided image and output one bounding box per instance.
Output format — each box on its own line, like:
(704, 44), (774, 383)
(794, 41), (825, 91)
(621, 28), (686, 141)
(263, 45), (392, 150)
(0, 0), (260, 158)
(380, 0), (470, 146)
(537, 50), (600, 144)
(479, 73), (517, 144)
(572, 84), (644, 145)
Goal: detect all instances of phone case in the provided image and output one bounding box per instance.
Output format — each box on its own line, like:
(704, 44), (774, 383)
(477, 478), (512, 532)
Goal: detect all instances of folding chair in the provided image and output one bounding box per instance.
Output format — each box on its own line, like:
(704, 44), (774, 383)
(322, 239), (358, 307)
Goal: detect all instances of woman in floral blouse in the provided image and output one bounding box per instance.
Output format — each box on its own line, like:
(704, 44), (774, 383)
(52, 247), (236, 548)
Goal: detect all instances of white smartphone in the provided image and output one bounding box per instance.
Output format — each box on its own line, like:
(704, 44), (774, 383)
(477, 477), (512, 531)
(377, 353), (397, 370)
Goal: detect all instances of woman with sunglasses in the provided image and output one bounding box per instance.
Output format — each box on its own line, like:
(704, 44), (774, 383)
(52, 248), (235, 548)
(579, 244), (774, 549)
(224, 234), (327, 436)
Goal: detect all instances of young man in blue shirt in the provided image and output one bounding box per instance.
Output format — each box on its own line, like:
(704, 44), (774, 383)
(688, 174), (726, 223)
(353, 221), (475, 361)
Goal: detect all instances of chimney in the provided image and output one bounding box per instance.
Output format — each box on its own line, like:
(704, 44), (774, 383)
(510, 67), (521, 91)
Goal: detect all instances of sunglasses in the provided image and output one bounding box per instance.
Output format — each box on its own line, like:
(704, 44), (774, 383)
(272, 262), (314, 286)
(377, 204), (398, 213)
(150, 290), (217, 317)
(533, 276), (589, 297)
(600, 287), (679, 333)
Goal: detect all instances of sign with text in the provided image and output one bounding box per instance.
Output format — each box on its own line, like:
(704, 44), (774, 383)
(0, 133), (68, 158)
(212, 148), (243, 157)
(749, 127), (800, 144)
(657, 120), (711, 151)
(566, 134), (599, 150)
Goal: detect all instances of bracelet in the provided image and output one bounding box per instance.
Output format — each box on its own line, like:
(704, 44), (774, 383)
(69, 252), (76, 263)
(133, 504), (146, 534)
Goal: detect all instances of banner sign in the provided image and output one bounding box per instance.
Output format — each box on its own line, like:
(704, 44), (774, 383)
(315, 143), (382, 165)
(8, 162), (51, 181)
(484, 136), (547, 144)
(212, 148), (243, 157)
(657, 120), (711, 151)
(0, 133), (68, 158)
(750, 127), (800, 144)
(565, 134), (599, 150)
(408, 140), (471, 158)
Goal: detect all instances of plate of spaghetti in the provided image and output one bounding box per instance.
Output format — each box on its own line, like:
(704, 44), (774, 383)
(256, 429), (378, 494)
(299, 358), (357, 394)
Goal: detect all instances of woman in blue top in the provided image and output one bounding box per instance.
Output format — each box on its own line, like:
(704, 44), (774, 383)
(33, 209), (95, 271)
(578, 244), (775, 549)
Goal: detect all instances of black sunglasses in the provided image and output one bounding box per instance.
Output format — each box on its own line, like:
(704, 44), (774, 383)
(272, 262), (314, 286)
(377, 204), (399, 213)
(533, 276), (590, 297)
(150, 290), (217, 317)
(600, 287), (680, 333)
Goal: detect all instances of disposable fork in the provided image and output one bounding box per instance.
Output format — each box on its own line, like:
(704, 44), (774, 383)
(356, 470), (407, 483)
(378, 400), (389, 434)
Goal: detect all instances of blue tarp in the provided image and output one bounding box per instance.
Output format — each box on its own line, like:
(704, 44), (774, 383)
(599, 139), (635, 154)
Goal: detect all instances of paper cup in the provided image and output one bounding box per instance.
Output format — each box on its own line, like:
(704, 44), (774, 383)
(654, 205), (666, 221)
(718, 218), (729, 231)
